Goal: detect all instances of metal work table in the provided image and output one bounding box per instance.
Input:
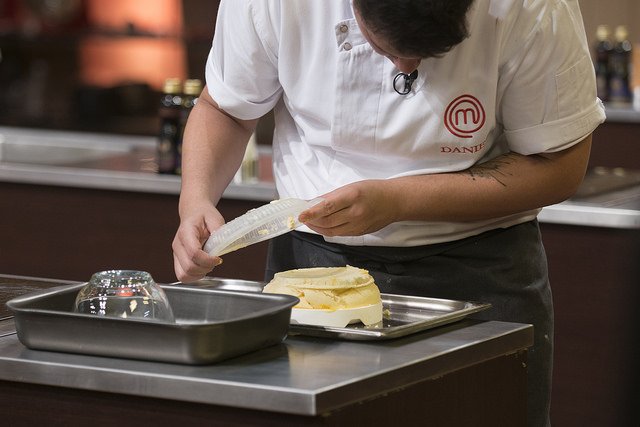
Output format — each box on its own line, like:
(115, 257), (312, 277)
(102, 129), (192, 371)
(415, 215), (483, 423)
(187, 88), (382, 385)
(0, 275), (532, 425)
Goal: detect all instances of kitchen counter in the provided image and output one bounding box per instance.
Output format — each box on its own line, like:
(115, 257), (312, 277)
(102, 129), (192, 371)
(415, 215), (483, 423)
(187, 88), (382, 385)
(0, 275), (532, 426)
(537, 167), (640, 229)
(0, 126), (277, 201)
(1, 126), (639, 229)
(604, 104), (640, 123)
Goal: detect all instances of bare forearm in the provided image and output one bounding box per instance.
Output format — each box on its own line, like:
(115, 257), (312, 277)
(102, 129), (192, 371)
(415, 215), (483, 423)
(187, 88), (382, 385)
(172, 87), (258, 282)
(385, 135), (592, 222)
(179, 86), (257, 217)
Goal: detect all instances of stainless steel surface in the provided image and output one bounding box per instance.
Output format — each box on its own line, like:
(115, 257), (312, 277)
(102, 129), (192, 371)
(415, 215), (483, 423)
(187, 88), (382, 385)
(289, 294), (491, 340)
(538, 167), (640, 228)
(538, 201), (640, 228)
(0, 140), (124, 165)
(0, 318), (533, 415)
(7, 283), (298, 364)
(539, 181), (640, 228)
(0, 126), (151, 165)
(573, 167), (640, 199)
(0, 126), (277, 200)
(602, 105), (640, 123)
(176, 277), (266, 292)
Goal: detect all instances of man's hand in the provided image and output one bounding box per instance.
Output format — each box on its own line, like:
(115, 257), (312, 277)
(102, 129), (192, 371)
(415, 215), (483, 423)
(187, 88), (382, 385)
(172, 202), (224, 283)
(299, 180), (398, 236)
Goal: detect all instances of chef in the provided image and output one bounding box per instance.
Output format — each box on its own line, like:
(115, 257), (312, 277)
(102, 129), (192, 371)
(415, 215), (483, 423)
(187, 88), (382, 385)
(171, 1), (605, 425)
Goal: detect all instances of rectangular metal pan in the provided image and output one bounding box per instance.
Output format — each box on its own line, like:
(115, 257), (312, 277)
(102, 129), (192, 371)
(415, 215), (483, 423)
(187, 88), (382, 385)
(6, 283), (298, 364)
(184, 278), (491, 341)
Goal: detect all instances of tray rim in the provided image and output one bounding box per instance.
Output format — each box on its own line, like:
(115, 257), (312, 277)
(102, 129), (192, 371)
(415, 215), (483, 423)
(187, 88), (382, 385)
(6, 282), (299, 327)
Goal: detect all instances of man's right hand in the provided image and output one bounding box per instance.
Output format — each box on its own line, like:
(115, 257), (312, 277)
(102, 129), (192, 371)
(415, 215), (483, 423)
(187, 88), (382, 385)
(172, 202), (225, 283)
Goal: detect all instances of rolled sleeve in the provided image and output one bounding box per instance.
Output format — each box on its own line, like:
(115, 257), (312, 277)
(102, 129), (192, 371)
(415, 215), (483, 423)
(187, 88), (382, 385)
(505, 100), (606, 154)
(205, 0), (282, 120)
(499, 0), (606, 154)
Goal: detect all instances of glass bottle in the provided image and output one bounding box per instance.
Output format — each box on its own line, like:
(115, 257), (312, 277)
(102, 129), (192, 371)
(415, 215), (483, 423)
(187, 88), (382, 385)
(594, 25), (612, 101)
(157, 78), (182, 174)
(608, 25), (632, 104)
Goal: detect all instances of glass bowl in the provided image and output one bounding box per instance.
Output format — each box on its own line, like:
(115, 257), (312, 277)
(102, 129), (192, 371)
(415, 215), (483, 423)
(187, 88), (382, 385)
(73, 270), (175, 322)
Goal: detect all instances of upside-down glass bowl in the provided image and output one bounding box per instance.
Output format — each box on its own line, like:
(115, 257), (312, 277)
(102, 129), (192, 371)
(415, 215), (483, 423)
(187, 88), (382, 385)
(73, 270), (175, 322)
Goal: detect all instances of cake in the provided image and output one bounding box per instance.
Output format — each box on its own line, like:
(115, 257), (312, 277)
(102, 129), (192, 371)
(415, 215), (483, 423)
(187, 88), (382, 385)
(263, 265), (383, 326)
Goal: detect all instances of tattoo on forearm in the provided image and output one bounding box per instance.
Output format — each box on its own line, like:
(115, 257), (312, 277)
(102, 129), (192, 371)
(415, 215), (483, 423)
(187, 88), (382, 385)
(465, 153), (520, 187)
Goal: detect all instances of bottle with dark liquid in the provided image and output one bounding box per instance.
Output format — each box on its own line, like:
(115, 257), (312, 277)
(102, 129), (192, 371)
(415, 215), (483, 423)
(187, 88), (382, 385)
(594, 25), (612, 101)
(157, 78), (183, 174)
(175, 79), (203, 176)
(608, 25), (632, 104)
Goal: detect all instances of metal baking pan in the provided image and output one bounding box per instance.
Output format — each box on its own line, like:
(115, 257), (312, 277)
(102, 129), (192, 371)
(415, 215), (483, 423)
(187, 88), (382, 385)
(182, 278), (491, 341)
(6, 283), (298, 365)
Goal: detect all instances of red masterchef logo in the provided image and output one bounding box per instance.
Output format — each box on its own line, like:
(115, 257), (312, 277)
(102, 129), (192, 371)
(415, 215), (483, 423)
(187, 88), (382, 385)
(444, 94), (485, 138)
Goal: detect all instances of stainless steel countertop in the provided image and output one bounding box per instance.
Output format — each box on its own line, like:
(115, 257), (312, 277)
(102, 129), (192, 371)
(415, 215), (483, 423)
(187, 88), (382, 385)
(0, 274), (532, 416)
(2, 126), (639, 229)
(0, 318), (531, 415)
(604, 105), (640, 123)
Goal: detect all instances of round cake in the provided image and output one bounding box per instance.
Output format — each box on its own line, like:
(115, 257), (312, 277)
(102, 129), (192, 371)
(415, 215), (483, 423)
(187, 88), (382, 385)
(263, 266), (383, 326)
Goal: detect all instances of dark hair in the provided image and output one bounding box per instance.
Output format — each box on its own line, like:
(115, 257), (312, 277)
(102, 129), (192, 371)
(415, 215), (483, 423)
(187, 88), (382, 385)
(353, 0), (474, 58)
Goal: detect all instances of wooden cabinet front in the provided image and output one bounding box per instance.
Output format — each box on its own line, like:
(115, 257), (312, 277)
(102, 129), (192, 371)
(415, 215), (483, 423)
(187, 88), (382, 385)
(0, 182), (269, 284)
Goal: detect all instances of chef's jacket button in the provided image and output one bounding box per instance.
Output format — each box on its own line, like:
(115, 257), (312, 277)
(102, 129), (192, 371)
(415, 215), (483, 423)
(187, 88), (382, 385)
(339, 24), (349, 33)
(343, 42), (352, 51)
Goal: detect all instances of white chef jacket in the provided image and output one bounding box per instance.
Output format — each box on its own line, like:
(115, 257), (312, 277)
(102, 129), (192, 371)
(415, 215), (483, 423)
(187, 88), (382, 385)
(206, 0), (606, 247)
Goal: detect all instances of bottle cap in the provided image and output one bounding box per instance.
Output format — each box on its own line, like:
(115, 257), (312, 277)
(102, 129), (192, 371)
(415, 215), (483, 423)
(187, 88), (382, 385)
(163, 78), (182, 94)
(614, 25), (629, 42)
(596, 25), (610, 41)
(183, 79), (203, 96)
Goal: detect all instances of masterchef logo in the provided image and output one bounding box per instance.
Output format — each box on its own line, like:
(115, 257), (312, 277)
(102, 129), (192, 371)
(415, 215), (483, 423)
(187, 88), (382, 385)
(444, 94), (486, 139)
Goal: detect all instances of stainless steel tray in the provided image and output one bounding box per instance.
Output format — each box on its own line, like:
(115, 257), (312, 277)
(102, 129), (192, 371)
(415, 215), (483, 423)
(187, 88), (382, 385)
(289, 293), (490, 340)
(183, 278), (491, 341)
(6, 283), (298, 364)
